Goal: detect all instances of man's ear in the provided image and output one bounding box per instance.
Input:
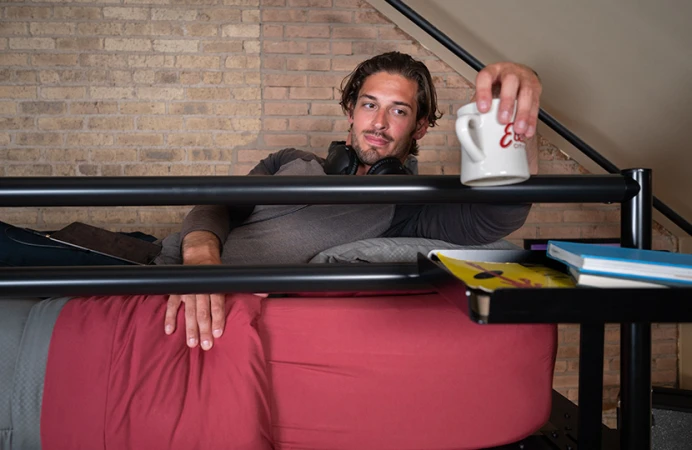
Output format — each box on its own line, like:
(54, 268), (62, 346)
(347, 108), (354, 125)
(412, 119), (428, 140)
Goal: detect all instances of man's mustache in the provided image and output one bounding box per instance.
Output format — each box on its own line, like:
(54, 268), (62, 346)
(363, 131), (392, 142)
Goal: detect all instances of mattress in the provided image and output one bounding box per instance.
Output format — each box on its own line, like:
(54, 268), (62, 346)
(1, 292), (556, 450)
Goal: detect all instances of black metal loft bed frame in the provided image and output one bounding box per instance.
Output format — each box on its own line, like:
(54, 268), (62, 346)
(2, 2), (691, 448)
(3, 170), (692, 450)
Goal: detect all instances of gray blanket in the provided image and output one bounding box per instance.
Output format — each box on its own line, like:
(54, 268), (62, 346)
(0, 297), (70, 450)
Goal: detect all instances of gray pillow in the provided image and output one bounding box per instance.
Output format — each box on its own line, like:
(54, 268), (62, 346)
(309, 237), (519, 264)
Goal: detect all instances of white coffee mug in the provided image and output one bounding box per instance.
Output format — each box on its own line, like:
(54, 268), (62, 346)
(455, 98), (530, 186)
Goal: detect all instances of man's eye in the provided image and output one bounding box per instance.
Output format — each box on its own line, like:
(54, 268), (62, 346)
(363, 103), (375, 109)
(393, 109), (407, 116)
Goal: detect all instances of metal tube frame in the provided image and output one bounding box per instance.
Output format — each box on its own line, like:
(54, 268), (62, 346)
(578, 323), (606, 449)
(0, 174), (636, 207)
(619, 169), (653, 450)
(0, 170), (657, 450)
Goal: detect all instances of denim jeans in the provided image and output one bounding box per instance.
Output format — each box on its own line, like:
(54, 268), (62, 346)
(0, 221), (156, 267)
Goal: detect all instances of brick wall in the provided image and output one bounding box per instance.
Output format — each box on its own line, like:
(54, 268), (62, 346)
(0, 0), (680, 426)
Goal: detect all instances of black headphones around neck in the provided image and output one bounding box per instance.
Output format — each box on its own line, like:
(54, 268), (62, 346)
(323, 144), (411, 175)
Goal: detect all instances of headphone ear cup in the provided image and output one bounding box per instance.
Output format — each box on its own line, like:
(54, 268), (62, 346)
(324, 144), (359, 175)
(367, 157), (410, 175)
(345, 147), (359, 175)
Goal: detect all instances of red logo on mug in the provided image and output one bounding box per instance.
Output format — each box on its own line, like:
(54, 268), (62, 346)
(500, 123), (524, 148)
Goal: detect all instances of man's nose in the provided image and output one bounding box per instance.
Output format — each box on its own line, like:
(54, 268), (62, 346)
(372, 109), (388, 130)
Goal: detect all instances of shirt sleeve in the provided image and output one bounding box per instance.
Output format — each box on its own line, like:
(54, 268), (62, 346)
(383, 203), (531, 246)
(180, 148), (321, 245)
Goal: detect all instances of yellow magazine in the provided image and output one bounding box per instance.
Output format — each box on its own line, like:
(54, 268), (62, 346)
(436, 254), (575, 293)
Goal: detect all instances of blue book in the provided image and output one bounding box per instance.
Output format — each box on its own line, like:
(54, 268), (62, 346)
(546, 240), (692, 285)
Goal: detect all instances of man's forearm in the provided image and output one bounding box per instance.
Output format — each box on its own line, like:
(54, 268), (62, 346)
(182, 230), (222, 264)
(181, 205), (231, 244)
(386, 203), (531, 246)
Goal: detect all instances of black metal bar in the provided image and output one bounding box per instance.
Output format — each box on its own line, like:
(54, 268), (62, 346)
(0, 175), (638, 206)
(653, 197), (692, 237)
(0, 263), (427, 298)
(620, 169), (653, 450)
(384, 0), (485, 73)
(470, 287), (692, 324)
(578, 323), (606, 450)
(384, 0), (691, 236)
(546, 390), (621, 450)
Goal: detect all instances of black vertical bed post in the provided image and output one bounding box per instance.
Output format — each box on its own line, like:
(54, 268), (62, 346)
(619, 168), (653, 450)
(578, 322), (605, 449)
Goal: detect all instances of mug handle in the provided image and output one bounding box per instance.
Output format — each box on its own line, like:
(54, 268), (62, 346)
(456, 115), (485, 163)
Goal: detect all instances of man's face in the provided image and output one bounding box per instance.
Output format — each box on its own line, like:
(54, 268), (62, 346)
(348, 72), (428, 169)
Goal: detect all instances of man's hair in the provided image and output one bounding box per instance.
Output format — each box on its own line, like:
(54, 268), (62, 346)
(339, 52), (443, 156)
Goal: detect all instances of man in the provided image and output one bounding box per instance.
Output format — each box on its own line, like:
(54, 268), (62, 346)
(163, 52), (542, 350)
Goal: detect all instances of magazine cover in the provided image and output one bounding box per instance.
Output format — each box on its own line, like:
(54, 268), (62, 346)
(435, 254), (575, 293)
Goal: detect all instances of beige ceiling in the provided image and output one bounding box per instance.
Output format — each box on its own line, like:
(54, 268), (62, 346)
(370, 0), (692, 237)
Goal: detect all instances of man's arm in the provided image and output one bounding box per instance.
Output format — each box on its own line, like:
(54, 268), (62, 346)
(166, 147), (320, 351)
(386, 134), (538, 244)
(179, 147), (321, 250)
(385, 203), (530, 245)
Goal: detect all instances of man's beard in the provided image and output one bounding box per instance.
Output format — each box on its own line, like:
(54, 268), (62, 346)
(350, 128), (413, 166)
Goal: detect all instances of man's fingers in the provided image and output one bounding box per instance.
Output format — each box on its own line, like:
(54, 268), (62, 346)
(525, 97), (541, 138)
(183, 294), (199, 348)
(196, 294), (214, 351)
(474, 68), (498, 112)
(210, 294), (226, 339)
(497, 73), (520, 125)
(513, 86), (535, 135)
(164, 295), (182, 335)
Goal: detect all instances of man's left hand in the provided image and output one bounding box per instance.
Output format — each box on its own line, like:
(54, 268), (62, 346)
(474, 62), (542, 138)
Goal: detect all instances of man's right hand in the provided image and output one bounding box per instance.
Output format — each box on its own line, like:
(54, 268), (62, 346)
(164, 231), (225, 351)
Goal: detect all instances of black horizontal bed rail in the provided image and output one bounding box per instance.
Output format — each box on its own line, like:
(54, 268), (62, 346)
(0, 263), (429, 298)
(0, 174), (638, 206)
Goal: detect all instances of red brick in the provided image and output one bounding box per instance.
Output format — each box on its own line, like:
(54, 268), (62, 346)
(580, 225), (620, 239)
(654, 357), (677, 370)
(537, 226), (581, 239)
(526, 209), (564, 224)
(263, 41), (307, 54)
(557, 345), (579, 359)
(652, 370), (677, 384)
(285, 25), (330, 39)
(553, 375), (579, 388)
(288, 118), (333, 132)
(311, 103), (344, 116)
(263, 25), (283, 38)
(354, 11), (389, 24)
(262, 10), (307, 22)
(308, 74), (345, 87)
(332, 26), (377, 40)
(237, 149), (275, 162)
(563, 210), (607, 222)
(265, 74), (306, 87)
(289, 87), (332, 99)
(309, 42), (330, 54)
(264, 102), (309, 116)
(286, 58), (331, 71)
(264, 134), (307, 147)
(288, 0), (332, 7)
(308, 10), (352, 23)
(263, 118), (288, 131)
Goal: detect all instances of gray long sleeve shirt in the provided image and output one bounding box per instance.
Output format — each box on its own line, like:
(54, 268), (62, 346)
(179, 144), (531, 264)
